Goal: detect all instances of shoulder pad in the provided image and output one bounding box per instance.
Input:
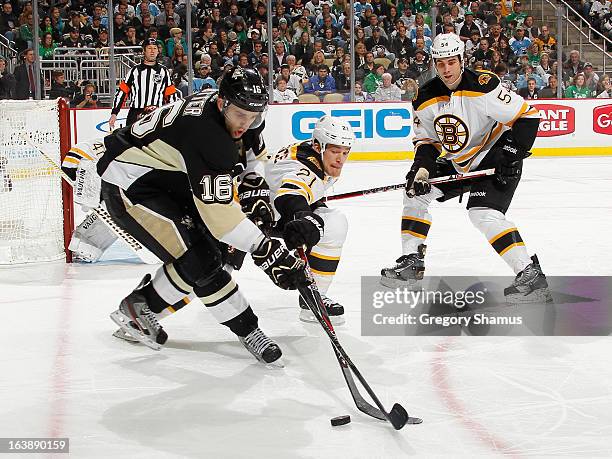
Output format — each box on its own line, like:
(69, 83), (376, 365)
(413, 77), (451, 111)
(461, 69), (501, 94)
(296, 142), (325, 180)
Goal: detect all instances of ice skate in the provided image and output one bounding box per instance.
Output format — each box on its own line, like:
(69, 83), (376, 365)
(504, 255), (552, 304)
(239, 327), (283, 365)
(299, 294), (345, 325)
(112, 328), (140, 343)
(380, 244), (426, 288)
(110, 274), (168, 350)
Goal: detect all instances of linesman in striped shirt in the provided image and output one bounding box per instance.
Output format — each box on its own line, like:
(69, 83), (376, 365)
(108, 38), (179, 130)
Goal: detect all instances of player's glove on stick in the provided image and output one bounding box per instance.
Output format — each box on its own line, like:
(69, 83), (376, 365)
(283, 211), (324, 250)
(405, 166), (431, 197)
(252, 237), (307, 290)
(238, 173), (275, 231)
(494, 131), (531, 187)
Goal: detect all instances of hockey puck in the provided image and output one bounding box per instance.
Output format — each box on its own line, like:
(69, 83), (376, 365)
(330, 415), (351, 426)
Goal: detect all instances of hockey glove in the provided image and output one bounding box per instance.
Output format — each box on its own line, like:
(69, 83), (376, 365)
(405, 166), (431, 197)
(252, 237), (307, 290)
(494, 132), (529, 187)
(283, 211), (324, 250)
(237, 173), (275, 231)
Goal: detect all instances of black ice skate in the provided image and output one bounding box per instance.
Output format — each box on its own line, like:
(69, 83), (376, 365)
(299, 294), (345, 325)
(239, 327), (283, 364)
(380, 244), (426, 288)
(504, 255), (552, 304)
(110, 274), (168, 350)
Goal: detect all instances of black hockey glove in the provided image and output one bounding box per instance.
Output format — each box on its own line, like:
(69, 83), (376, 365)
(237, 173), (275, 232)
(252, 237), (307, 290)
(282, 211), (324, 250)
(494, 132), (530, 187)
(405, 165), (431, 197)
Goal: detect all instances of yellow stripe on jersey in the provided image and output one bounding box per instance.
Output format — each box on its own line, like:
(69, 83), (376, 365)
(70, 147), (94, 161)
(489, 227), (518, 244)
(309, 251), (340, 261)
(455, 122), (504, 164)
(416, 96), (450, 111)
(505, 102), (531, 126)
(453, 90), (486, 98)
(63, 156), (80, 165)
(281, 178), (314, 203)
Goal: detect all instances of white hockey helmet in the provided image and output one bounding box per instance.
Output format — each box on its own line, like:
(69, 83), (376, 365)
(312, 116), (355, 152)
(431, 33), (465, 60)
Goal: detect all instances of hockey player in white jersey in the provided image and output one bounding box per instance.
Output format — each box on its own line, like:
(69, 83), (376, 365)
(61, 139), (120, 262)
(380, 33), (551, 303)
(265, 116), (355, 324)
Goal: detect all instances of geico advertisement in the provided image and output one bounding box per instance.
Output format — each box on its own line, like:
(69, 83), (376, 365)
(72, 100), (612, 158)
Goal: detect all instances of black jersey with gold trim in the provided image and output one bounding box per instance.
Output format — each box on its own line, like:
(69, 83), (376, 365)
(98, 91), (266, 252)
(412, 69), (539, 172)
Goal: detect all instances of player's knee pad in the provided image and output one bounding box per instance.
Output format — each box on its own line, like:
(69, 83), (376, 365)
(172, 237), (224, 289)
(468, 207), (509, 234)
(315, 207), (348, 247)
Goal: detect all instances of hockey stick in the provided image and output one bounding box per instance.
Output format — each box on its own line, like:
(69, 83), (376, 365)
(324, 168), (496, 202)
(21, 134), (160, 264)
(296, 248), (422, 429)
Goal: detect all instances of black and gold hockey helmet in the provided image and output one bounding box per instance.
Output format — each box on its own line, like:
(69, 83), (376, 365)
(219, 67), (268, 113)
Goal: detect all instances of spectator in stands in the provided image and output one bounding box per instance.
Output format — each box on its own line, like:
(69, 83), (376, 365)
(334, 60), (351, 91)
(48, 69), (73, 100)
(286, 54), (308, 95)
(539, 73), (560, 98)
(49, 7), (64, 39)
(489, 49), (503, 71)
(392, 22), (414, 62)
(495, 62), (518, 92)
(413, 37), (431, 62)
(535, 52), (553, 78)
(409, 14), (431, 39)
(166, 26), (187, 57)
(506, 1), (527, 26)
(170, 43), (185, 70)
(247, 40), (264, 66)
(498, 36), (515, 66)
(516, 64), (545, 89)
(14, 49), (42, 99)
(135, 13), (154, 40)
(40, 15), (61, 43)
(0, 56), (15, 100)
(293, 31), (314, 67)
(367, 26), (395, 61)
(17, 11), (34, 49)
(345, 80), (373, 102)
(71, 83), (98, 108)
(390, 57), (412, 85)
(39, 32), (57, 58)
(225, 3), (244, 30)
(356, 50), (375, 81)
(321, 27), (339, 58)
(63, 27), (86, 48)
(589, 0), (609, 30)
(156, 2), (179, 28)
(112, 13), (127, 43)
(563, 50), (585, 82)
(135, 0), (160, 20)
(62, 11), (83, 36)
(272, 40), (288, 72)
(374, 72), (402, 101)
(518, 76), (540, 99)
(114, 0), (134, 22)
(509, 27), (531, 56)
(273, 75), (298, 103)
(401, 78), (419, 101)
(0, 1), (18, 42)
(465, 29), (481, 61)
(117, 25), (139, 47)
(399, 6), (415, 29)
(304, 63), (336, 97)
(193, 64), (218, 92)
(308, 50), (326, 75)
(237, 52), (250, 69)
(486, 23), (507, 49)
(460, 11), (482, 42)
(472, 36), (493, 66)
(596, 74), (612, 98)
(82, 15), (104, 42)
(409, 49), (429, 77)
(583, 62), (600, 92)
(363, 62), (384, 94)
(486, 3), (506, 29)
(158, 14), (177, 41)
(526, 42), (542, 66)
(534, 25), (557, 54)
(565, 73), (592, 98)
(94, 27), (110, 48)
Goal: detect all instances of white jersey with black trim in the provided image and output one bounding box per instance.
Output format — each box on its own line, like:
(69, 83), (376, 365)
(264, 141), (336, 220)
(412, 69), (540, 172)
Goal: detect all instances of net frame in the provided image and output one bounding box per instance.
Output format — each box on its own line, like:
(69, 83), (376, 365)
(0, 98), (73, 264)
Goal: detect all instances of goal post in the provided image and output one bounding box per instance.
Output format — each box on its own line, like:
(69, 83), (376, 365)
(0, 98), (74, 264)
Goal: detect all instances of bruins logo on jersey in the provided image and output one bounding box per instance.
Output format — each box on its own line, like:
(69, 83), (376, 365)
(434, 114), (469, 153)
(478, 74), (492, 86)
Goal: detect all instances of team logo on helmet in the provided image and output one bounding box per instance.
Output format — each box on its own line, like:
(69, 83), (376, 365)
(434, 114), (469, 153)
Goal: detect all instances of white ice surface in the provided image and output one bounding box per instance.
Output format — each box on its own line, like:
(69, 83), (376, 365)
(2, 157), (612, 458)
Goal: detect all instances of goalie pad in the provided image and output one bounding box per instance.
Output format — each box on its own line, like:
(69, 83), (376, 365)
(61, 139), (106, 211)
(69, 210), (119, 262)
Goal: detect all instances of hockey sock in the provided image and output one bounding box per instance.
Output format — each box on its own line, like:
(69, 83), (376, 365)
(401, 193), (436, 255)
(220, 306), (259, 338)
(468, 207), (532, 274)
(307, 248), (340, 295)
(148, 264), (193, 314)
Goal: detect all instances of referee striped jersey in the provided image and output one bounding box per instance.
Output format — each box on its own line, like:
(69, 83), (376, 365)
(111, 62), (179, 115)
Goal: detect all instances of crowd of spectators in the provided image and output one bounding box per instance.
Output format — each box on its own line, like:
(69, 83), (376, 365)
(0, 0), (611, 104)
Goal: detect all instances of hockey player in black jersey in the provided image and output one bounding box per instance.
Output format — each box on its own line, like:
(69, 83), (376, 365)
(100, 67), (307, 364)
(381, 33), (551, 304)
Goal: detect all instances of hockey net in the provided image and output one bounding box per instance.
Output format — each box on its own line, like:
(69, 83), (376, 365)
(0, 99), (73, 264)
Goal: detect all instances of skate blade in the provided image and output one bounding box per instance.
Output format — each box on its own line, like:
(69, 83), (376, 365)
(505, 288), (553, 305)
(110, 310), (162, 351)
(379, 276), (422, 290)
(263, 357), (285, 369)
(112, 328), (140, 344)
(299, 309), (345, 325)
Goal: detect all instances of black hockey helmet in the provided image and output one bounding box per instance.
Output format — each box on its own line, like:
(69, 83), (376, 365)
(218, 67), (268, 113)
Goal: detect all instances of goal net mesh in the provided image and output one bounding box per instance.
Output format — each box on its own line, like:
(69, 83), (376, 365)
(0, 100), (65, 264)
